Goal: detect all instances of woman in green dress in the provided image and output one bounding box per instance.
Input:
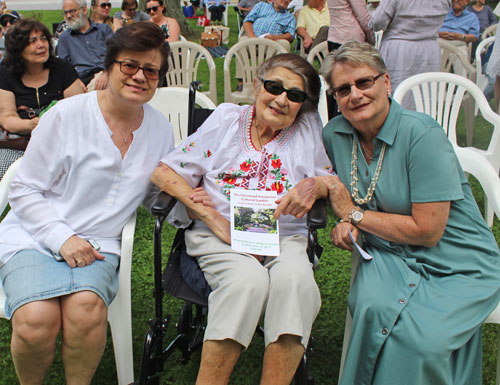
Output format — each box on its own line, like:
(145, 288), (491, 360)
(320, 40), (500, 385)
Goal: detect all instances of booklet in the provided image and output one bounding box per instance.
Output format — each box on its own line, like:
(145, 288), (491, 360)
(230, 189), (280, 256)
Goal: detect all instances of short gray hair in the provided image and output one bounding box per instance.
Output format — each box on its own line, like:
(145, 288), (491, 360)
(256, 53), (321, 116)
(320, 40), (387, 90)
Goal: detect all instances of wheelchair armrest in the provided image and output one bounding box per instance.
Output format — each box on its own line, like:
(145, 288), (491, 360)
(151, 191), (178, 217)
(307, 199), (327, 229)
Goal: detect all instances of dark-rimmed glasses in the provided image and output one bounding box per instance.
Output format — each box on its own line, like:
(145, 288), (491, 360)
(99, 2), (112, 8)
(115, 60), (160, 80)
(126, 7), (137, 12)
(63, 6), (83, 16)
(258, 77), (307, 103)
(332, 73), (385, 98)
(146, 6), (159, 13)
(0, 17), (17, 27)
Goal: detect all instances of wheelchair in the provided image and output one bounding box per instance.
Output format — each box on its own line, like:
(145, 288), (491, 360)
(135, 82), (327, 385)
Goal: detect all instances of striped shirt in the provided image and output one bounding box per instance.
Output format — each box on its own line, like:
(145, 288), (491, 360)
(244, 2), (296, 37)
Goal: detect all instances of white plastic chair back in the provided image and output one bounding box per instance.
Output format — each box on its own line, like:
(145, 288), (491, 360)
(438, 39), (477, 81)
(475, 36), (495, 92)
(393, 72), (500, 225)
(306, 41), (329, 67)
(204, 3), (229, 25)
(167, 41), (217, 104)
(223, 38), (288, 104)
(374, 30), (383, 50)
(482, 22), (498, 40)
(148, 87), (216, 146)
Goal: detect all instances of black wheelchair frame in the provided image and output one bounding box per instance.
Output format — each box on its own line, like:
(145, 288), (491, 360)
(134, 82), (327, 385)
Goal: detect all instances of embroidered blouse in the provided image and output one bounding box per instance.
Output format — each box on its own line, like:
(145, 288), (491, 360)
(162, 103), (333, 237)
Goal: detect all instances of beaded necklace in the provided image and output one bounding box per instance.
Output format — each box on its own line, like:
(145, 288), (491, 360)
(350, 138), (387, 205)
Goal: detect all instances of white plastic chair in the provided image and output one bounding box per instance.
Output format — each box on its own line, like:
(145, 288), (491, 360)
(393, 72), (500, 225)
(223, 37), (288, 104)
(306, 41), (329, 67)
(482, 23), (498, 40)
(438, 38), (477, 80)
(475, 36), (495, 93)
(166, 41), (217, 104)
(204, 2), (229, 25)
(148, 87), (216, 146)
(0, 158), (137, 385)
(338, 146), (500, 384)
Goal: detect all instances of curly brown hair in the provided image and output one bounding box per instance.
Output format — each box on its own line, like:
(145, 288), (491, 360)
(4, 18), (55, 77)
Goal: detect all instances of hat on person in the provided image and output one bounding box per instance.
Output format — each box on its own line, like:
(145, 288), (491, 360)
(0, 10), (20, 24)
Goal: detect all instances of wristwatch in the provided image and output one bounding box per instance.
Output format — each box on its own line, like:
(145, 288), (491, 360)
(348, 207), (365, 226)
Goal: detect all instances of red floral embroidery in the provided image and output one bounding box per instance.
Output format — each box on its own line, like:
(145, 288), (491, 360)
(271, 182), (284, 193)
(240, 160), (253, 172)
(223, 176), (237, 185)
(271, 158), (282, 169)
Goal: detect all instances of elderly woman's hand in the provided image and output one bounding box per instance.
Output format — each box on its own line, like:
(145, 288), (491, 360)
(274, 176), (329, 219)
(326, 176), (356, 221)
(59, 235), (105, 268)
(331, 221), (358, 251)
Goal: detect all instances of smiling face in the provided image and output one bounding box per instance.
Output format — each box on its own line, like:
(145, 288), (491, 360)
(93, 2), (111, 19)
(331, 62), (391, 133)
(22, 29), (50, 65)
(107, 48), (162, 106)
(452, 0), (468, 14)
(254, 66), (304, 133)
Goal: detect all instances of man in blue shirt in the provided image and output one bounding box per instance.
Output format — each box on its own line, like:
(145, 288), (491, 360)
(58, 0), (113, 88)
(439, 0), (480, 45)
(242, 0), (296, 50)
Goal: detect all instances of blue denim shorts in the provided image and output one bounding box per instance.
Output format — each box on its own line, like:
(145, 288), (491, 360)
(0, 249), (120, 319)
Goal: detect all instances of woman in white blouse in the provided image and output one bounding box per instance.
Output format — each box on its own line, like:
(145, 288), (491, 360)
(151, 53), (334, 385)
(0, 22), (174, 384)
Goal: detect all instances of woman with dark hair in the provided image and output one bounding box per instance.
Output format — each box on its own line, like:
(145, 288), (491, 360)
(151, 53), (333, 385)
(90, 0), (114, 27)
(146, 0), (181, 42)
(113, 0), (150, 30)
(0, 22), (174, 384)
(0, 18), (83, 178)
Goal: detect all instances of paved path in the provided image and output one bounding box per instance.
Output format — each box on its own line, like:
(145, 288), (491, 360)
(6, 0), (122, 11)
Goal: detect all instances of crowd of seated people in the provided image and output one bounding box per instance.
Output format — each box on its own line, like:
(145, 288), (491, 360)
(0, 2), (500, 385)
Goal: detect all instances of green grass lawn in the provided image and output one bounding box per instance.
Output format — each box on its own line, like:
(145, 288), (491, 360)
(0, 7), (500, 385)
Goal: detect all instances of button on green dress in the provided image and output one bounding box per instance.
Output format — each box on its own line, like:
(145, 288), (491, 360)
(322, 100), (500, 385)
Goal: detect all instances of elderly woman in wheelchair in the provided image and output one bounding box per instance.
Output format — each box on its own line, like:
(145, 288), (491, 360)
(151, 53), (334, 385)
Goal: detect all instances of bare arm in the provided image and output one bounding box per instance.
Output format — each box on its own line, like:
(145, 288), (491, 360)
(113, 17), (123, 31)
(266, 32), (293, 42)
(327, 176), (450, 248)
(167, 18), (181, 43)
(243, 21), (256, 37)
(63, 78), (86, 98)
(296, 27), (313, 49)
(0, 89), (38, 134)
(151, 162), (231, 243)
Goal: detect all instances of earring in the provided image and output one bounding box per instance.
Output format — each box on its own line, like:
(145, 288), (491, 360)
(387, 89), (392, 97)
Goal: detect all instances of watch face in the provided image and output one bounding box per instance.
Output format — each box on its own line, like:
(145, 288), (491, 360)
(352, 211), (363, 221)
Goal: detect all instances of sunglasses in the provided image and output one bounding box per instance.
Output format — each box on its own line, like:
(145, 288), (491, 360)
(332, 73), (385, 98)
(146, 6), (159, 13)
(126, 7), (137, 11)
(258, 77), (307, 103)
(0, 17), (17, 27)
(115, 60), (160, 80)
(99, 2), (112, 8)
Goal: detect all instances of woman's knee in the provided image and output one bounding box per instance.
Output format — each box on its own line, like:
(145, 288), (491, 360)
(61, 291), (107, 332)
(12, 300), (61, 346)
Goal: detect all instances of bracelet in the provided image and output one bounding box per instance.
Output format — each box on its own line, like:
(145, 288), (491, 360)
(336, 219), (347, 226)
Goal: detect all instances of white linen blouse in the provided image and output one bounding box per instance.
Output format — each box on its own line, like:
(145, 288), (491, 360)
(162, 103), (333, 237)
(0, 92), (175, 266)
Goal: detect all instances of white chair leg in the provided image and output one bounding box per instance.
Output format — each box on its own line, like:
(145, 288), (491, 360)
(486, 199), (495, 227)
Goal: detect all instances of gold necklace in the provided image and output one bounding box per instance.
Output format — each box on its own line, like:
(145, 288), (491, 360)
(350, 138), (386, 205)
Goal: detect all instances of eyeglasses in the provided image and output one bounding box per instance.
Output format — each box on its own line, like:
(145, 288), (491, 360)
(126, 7), (137, 12)
(146, 6), (159, 13)
(115, 60), (161, 80)
(63, 6), (83, 16)
(0, 17), (17, 27)
(332, 73), (385, 98)
(99, 2), (112, 8)
(258, 77), (307, 103)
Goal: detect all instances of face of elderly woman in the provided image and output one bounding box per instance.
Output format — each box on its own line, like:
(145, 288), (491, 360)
(254, 67), (305, 132)
(107, 48), (162, 106)
(331, 62), (390, 131)
(21, 30), (49, 65)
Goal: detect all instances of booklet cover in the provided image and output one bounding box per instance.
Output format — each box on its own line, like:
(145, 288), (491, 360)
(230, 189), (280, 256)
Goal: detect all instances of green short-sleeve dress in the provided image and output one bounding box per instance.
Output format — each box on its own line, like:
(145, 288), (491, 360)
(322, 99), (500, 385)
